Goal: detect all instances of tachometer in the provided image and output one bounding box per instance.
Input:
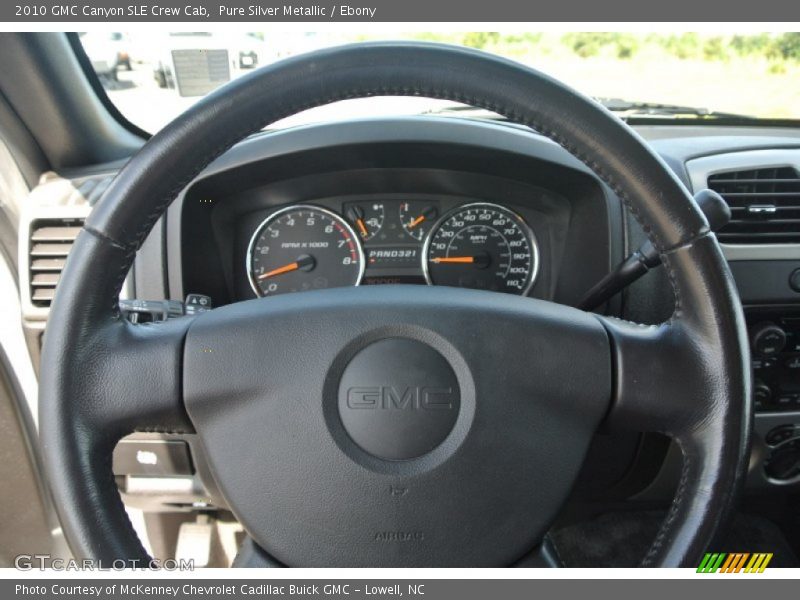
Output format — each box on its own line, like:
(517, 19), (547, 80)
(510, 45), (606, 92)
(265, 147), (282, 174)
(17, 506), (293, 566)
(247, 205), (364, 297)
(423, 203), (538, 295)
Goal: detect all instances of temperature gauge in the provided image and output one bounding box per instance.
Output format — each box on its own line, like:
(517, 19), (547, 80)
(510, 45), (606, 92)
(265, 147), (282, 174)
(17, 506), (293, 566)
(399, 201), (438, 241)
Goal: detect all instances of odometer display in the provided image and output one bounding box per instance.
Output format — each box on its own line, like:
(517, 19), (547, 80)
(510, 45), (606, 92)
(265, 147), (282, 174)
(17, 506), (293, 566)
(423, 203), (538, 295)
(247, 205), (364, 297)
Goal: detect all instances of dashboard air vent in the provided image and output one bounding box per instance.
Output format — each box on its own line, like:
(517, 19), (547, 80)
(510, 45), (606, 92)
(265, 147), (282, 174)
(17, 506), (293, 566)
(708, 166), (800, 244)
(28, 218), (83, 307)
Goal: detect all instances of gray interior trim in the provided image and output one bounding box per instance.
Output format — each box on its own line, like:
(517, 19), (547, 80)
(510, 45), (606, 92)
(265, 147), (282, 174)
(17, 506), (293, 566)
(721, 244), (800, 261)
(0, 33), (143, 169)
(0, 90), (48, 188)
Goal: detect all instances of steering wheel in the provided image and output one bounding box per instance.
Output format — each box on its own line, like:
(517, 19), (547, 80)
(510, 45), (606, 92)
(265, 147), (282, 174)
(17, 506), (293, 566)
(40, 42), (750, 568)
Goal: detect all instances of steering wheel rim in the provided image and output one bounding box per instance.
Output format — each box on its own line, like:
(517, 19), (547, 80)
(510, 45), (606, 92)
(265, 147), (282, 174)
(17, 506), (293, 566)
(39, 42), (750, 568)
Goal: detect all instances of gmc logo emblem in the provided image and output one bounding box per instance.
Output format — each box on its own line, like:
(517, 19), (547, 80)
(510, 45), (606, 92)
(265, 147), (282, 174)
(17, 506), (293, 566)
(346, 386), (455, 410)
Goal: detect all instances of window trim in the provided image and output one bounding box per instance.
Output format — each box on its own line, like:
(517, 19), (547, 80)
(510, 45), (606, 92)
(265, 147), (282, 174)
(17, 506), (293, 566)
(66, 32), (151, 140)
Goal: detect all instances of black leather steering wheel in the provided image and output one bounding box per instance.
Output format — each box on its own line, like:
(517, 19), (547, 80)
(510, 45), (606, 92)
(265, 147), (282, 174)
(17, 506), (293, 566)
(39, 42), (751, 568)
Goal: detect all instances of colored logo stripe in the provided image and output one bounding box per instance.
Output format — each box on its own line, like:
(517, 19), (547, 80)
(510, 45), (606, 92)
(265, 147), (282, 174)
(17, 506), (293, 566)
(697, 552), (773, 573)
(745, 553), (773, 573)
(720, 553), (749, 573)
(697, 553), (726, 573)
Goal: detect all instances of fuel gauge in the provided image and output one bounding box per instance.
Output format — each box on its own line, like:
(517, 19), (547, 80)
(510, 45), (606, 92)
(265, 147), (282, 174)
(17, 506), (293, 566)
(346, 202), (385, 242)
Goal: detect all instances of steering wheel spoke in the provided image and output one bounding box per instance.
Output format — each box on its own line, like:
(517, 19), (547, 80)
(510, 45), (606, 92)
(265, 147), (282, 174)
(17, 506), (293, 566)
(88, 317), (194, 436)
(40, 230), (193, 443)
(597, 235), (750, 440)
(597, 317), (703, 434)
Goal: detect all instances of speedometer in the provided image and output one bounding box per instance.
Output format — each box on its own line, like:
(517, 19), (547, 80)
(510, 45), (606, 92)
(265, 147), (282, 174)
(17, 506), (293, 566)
(423, 203), (538, 295)
(247, 205), (365, 297)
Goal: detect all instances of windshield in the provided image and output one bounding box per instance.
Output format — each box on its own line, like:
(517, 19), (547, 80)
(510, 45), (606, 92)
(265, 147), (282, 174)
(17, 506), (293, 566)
(78, 31), (800, 133)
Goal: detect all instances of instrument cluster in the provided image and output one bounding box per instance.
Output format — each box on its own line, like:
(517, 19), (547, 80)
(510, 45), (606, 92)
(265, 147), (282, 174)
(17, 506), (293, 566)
(246, 198), (540, 298)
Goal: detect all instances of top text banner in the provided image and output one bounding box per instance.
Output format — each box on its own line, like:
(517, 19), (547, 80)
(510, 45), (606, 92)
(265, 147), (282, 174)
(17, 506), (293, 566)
(4, 0), (800, 22)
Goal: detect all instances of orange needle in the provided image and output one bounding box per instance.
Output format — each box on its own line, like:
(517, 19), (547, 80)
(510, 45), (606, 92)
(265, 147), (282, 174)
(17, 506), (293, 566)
(356, 218), (369, 237)
(258, 261), (299, 280)
(408, 215), (426, 229)
(431, 256), (475, 264)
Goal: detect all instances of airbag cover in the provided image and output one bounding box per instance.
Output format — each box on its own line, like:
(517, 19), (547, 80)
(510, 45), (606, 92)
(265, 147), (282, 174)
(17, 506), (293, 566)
(183, 285), (610, 566)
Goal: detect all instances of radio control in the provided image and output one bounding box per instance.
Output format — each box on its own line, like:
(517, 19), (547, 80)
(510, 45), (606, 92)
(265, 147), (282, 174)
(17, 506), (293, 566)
(785, 355), (800, 370)
(743, 312), (800, 413)
(752, 357), (777, 370)
(775, 394), (799, 408)
(753, 381), (772, 410)
(766, 425), (797, 446)
(764, 438), (800, 482)
(751, 323), (787, 357)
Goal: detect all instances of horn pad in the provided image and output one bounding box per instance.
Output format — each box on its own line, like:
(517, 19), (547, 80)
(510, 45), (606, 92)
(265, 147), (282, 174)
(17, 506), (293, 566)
(183, 285), (611, 566)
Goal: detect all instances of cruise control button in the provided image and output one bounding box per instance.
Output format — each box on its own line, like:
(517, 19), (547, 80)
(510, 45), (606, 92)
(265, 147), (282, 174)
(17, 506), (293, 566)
(185, 294), (213, 315)
(113, 440), (194, 476)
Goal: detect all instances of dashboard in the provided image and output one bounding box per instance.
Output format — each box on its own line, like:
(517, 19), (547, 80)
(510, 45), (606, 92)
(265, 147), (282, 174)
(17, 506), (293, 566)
(18, 115), (800, 515)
